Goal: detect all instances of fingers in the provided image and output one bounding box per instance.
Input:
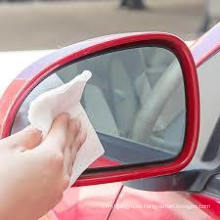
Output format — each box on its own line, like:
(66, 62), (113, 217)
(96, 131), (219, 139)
(69, 124), (87, 175)
(63, 118), (80, 177)
(0, 126), (42, 150)
(71, 127), (87, 160)
(67, 129), (87, 187)
(35, 113), (86, 189)
(62, 118), (87, 180)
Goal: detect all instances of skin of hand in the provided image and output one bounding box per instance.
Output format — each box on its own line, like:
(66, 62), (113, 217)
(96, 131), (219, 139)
(0, 113), (87, 220)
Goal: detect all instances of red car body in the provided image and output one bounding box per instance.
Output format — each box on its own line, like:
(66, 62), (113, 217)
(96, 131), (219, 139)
(0, 23), (220, 220)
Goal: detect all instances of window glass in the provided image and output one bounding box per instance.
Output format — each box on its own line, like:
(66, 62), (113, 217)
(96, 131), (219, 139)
(12, 46), (186, 166)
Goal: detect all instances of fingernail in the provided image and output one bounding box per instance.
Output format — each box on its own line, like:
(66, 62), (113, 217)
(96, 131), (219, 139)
(26, 125), (40, 132)
(64, 112), (71, 119)
(56, 113), (70, 121)
(26, 125), (43, 138)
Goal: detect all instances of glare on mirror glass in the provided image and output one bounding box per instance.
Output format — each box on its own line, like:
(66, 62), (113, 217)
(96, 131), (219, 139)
(12, 46), (186, 168)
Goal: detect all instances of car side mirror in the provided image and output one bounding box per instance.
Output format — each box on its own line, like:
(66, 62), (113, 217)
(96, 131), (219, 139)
(0, 32), (199, 186)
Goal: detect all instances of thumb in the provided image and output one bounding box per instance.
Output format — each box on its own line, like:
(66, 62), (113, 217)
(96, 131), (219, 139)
(0, 126), (42, 150)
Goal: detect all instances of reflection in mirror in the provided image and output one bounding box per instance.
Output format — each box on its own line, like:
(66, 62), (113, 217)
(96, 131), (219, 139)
(11, 46), (186, 168)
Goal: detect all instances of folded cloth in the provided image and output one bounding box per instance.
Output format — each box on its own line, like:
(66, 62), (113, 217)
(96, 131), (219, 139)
(28, 70), (105, 186)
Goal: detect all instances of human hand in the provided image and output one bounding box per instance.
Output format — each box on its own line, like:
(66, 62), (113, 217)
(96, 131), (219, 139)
(0, 113), (86, 220)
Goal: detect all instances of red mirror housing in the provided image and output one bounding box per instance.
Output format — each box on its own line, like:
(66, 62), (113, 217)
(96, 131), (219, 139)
(0, 32), (199, 186)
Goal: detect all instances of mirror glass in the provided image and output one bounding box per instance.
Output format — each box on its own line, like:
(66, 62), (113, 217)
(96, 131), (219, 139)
(11, 46), (186, 169)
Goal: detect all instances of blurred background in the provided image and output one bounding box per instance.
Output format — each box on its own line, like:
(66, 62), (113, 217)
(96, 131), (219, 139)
(0, 0), (219, 51)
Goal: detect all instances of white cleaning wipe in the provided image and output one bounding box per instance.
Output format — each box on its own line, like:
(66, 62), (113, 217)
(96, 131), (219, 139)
(28, 70), (105, 186)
